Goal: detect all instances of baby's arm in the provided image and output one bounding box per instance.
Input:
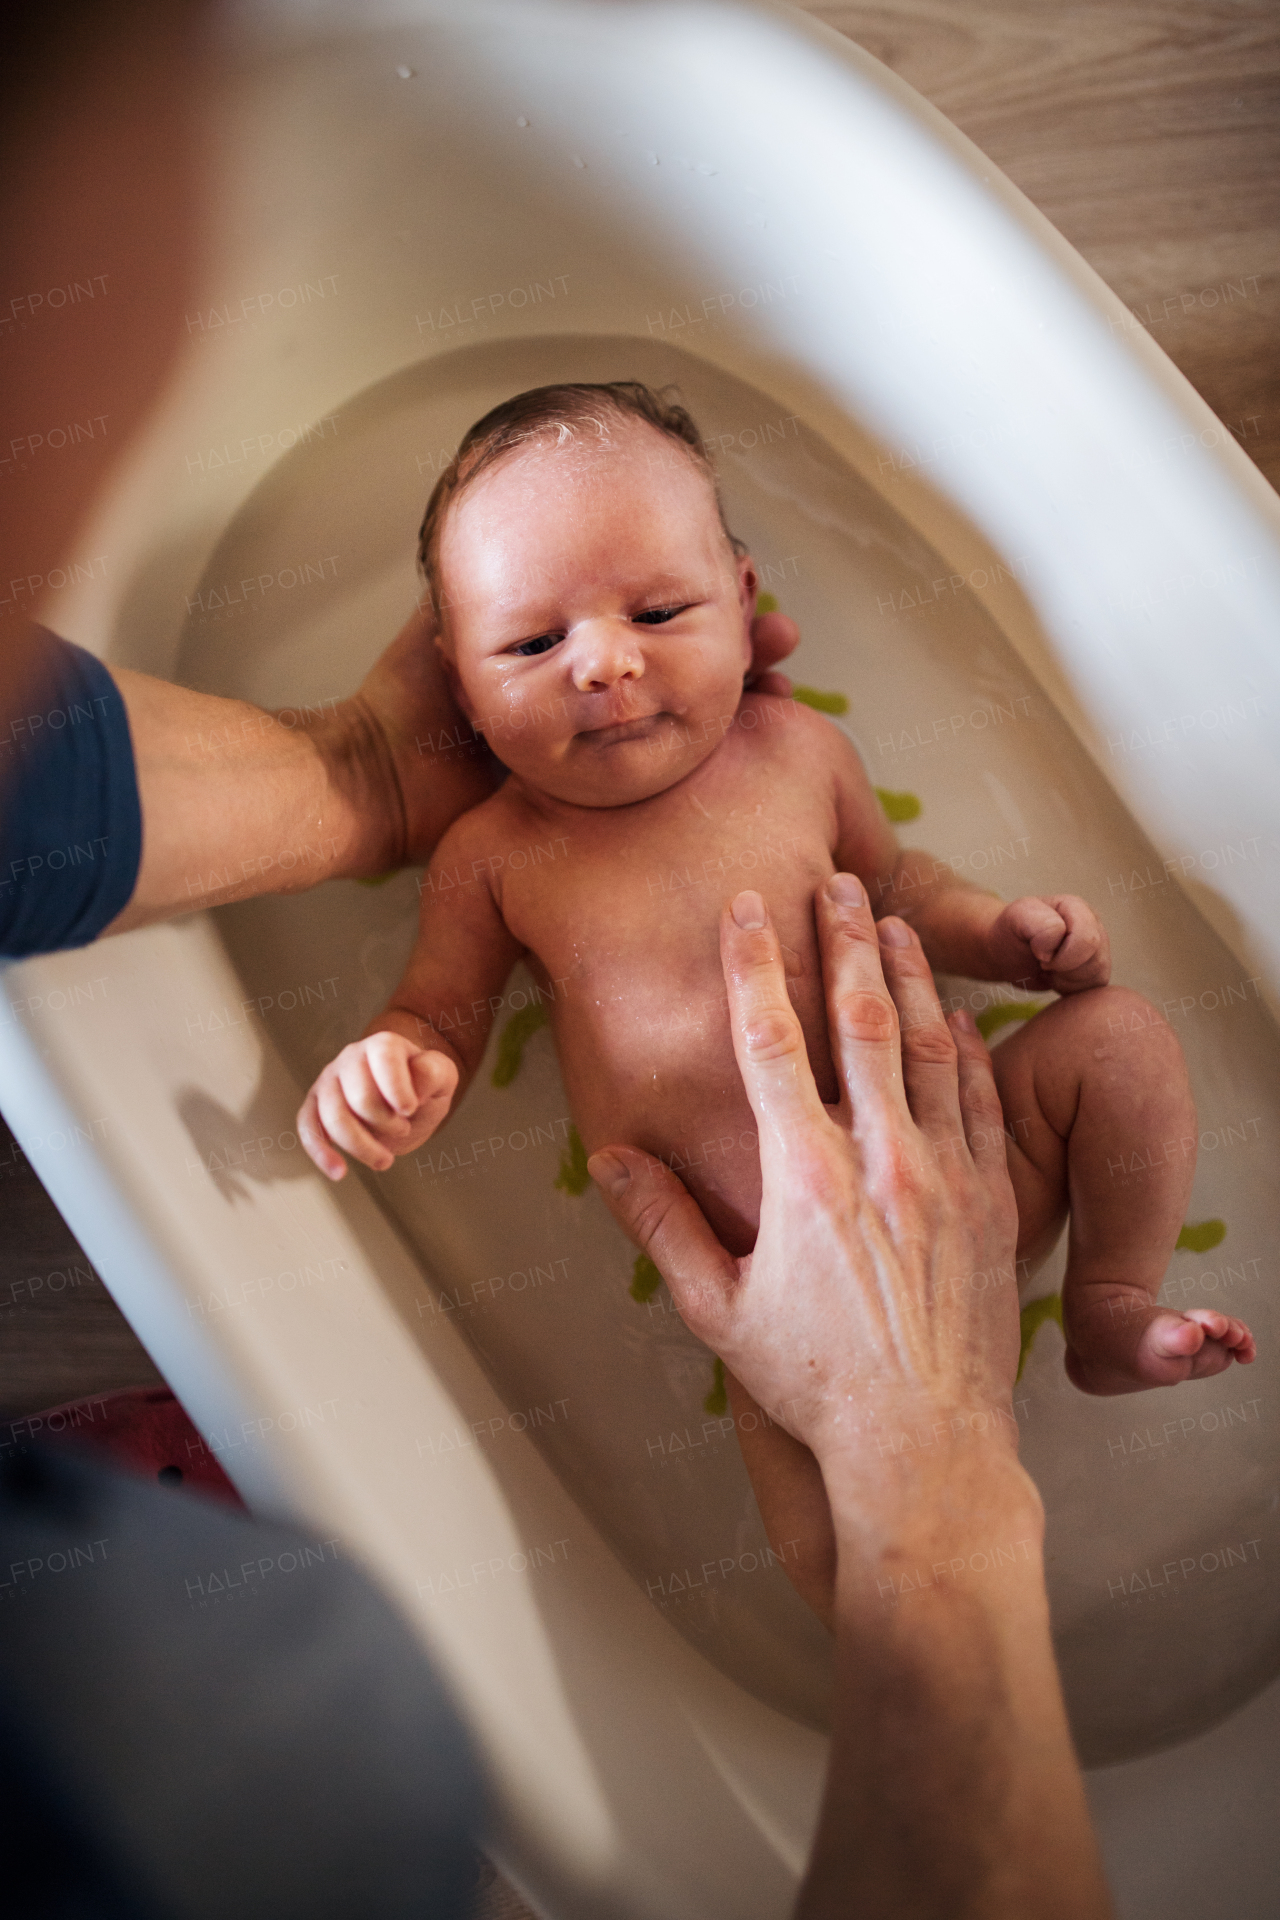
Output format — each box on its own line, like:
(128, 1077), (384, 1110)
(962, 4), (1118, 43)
(830, 736), (1108, 993)
(298, 817), (524, 1179)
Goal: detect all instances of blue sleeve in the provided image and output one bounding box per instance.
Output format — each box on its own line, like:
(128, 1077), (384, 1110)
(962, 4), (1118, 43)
(0, 632), (142, 957)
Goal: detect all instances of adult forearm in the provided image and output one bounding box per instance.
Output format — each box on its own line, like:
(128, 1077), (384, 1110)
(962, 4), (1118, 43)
(101, 606), (498, 933)
(102, 668), (398, 929)
(799, 1455), (1109, 1920)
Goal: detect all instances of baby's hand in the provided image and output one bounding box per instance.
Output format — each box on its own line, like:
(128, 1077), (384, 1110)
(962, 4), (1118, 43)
(986, 894), (1110, 993)
(297, 1031), (459, 1181)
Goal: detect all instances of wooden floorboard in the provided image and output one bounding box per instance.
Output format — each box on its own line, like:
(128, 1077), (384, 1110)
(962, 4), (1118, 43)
(0, 1115), (164, 1420)
(2, 0), (1277, 1418)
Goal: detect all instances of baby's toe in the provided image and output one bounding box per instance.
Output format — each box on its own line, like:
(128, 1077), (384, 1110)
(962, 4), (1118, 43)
(1146, 1312), (1206, 1360)
(1127, 1310), (1210, 1387)
(1211, 1315), (1256, 1363)
(1183, 1307), (1230, 1340)
(1184, 1338), (1238, 1381)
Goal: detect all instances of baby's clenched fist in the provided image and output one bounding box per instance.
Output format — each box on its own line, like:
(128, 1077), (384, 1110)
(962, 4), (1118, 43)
(986, 894), (1110, 994)
(298, 1030), (459, 1181)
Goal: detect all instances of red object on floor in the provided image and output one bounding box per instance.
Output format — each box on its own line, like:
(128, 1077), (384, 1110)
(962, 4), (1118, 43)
(11, 1386), (245, 1507)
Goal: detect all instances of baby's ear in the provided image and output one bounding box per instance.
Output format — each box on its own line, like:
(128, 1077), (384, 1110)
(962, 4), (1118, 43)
(736, 552), (760, 643)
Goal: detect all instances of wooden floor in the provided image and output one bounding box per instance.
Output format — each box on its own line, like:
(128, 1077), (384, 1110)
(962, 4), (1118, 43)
(805, 1), (1280, 487)
(2, 0), (1277, 1419)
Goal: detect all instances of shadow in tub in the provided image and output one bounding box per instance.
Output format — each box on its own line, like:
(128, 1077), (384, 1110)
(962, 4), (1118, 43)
(177, 1058), (314, 1202)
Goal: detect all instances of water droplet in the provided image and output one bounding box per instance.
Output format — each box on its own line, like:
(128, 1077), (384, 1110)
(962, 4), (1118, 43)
(517, 115), (529, 127)
(572, 155), (587, 169)
(645, 151), (659, 165)
(396, 64), (416, 79)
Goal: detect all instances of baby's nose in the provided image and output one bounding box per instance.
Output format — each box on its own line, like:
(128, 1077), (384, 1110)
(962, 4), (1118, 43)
(569, 618), (646, 693)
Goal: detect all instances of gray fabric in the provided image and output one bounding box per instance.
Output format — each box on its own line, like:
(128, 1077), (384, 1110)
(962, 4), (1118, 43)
(0, 1446), (485, 1917)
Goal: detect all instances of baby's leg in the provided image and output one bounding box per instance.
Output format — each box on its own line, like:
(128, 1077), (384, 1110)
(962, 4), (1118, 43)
(991, 986), (1255, 1395)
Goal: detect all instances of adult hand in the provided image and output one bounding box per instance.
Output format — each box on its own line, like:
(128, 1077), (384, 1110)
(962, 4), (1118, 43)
(588, 881), (1110, 1920)
(588, 877), (1022, 1472)
(744, 609), (799, 696)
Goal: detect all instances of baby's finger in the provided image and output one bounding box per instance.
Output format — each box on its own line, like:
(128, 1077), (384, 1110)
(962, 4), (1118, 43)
(335, 1049), (403, 1129)
(1007, 897), (1064, 944)
(298, 1087), (348, 1182)
(408, 1048), (459, 1109)
(1027, 917), (1068, 965)
(316, 1077), (397, 1171)
(721, 891), (829, 1154)
(875, 917), (962, 1150)
(1044, 925), (1098, 974)
(1047, 898), (1108, 977)
(364, 1036), (423, 1118)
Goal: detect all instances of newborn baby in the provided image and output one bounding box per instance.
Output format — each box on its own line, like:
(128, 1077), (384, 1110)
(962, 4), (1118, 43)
(299, 381), (1255, 1396)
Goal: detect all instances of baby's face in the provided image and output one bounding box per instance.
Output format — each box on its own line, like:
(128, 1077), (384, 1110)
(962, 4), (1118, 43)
(437, 420), (756, 808)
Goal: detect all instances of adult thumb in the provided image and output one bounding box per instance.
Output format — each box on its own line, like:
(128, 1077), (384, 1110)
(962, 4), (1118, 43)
(587, 1146), (738, 1341)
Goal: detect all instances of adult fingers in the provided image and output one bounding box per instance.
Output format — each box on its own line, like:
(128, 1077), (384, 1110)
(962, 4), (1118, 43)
(813, 874), (908, 1137)
(720, 892), (830, 1152)
(950, 1011), (1011, 1181)
(746, 610), (799, 682)
(587, 1145), (737, 1346)
(874, 916), (962, 1149)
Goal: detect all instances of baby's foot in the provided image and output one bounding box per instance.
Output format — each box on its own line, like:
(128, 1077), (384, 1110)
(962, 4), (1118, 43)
(1063, 1289), (1257, 1396)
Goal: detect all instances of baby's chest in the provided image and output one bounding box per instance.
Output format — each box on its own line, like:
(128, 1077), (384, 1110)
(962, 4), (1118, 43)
(501, 788), (838, 1018)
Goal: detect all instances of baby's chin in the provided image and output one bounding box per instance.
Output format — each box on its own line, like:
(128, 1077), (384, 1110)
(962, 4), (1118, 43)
(507, 713), (728, 809)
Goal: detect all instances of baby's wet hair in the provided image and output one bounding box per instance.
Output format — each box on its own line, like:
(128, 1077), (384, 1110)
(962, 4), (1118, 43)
(417, 380), (744, 619)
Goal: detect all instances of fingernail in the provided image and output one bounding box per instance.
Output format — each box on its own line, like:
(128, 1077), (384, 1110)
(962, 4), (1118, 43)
(588, 1151), (630, 1197)
(878, 917), (911, 948)
(828, 872), (864, 908)
(731, 890), (766, 929)
(953, 1008), (977, 1034)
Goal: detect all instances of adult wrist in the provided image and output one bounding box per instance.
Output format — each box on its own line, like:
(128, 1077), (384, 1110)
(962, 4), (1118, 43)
(817, 1427), (1044, 1587)
(304, 694), (407, 879)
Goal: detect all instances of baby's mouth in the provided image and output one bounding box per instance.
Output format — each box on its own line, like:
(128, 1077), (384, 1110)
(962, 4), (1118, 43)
(577, 712), (668, 746)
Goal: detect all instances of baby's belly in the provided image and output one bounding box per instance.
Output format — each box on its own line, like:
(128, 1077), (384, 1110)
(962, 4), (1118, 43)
(553, 961), (834, 1259)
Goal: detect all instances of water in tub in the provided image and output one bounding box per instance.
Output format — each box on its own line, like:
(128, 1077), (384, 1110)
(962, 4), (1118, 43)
(178, 337), (1279, 1761)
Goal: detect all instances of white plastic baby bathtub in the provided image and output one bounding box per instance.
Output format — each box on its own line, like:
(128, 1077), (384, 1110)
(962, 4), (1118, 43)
(4, 3), (1280, 1914)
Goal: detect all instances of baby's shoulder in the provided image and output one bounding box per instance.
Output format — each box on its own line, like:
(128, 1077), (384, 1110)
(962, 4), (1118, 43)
(741, 690), (860, 775)
(425, 783), (521, 872)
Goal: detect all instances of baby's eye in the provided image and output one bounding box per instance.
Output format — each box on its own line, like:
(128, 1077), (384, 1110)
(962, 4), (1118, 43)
(511, 633), (562, 657)
(632, 605), (685, 626)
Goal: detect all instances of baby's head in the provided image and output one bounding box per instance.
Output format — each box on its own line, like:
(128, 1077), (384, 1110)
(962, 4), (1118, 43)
(418, 382), (758, 808)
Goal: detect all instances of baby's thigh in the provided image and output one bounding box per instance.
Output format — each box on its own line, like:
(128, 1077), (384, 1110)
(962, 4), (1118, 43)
(988, 999), (1090, 1268)
(988, 985), (1180, 1266)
